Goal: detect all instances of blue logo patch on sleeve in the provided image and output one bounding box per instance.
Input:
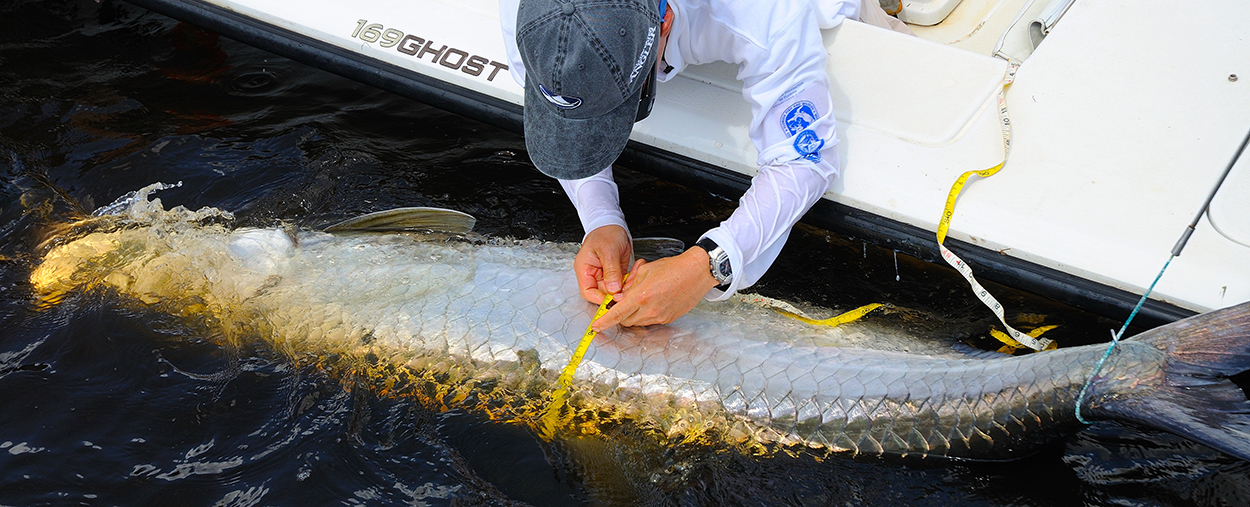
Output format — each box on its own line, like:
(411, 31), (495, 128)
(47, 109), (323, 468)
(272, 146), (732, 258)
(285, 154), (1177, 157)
(781, 101), (819, 136)
(794, 129), (824, 162)
(783, 101), (823, 162)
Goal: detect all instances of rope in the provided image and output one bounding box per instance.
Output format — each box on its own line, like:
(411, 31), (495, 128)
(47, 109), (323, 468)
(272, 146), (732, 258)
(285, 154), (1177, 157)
(1073, 126), (1248, 424)
(1073, 255), (1172, 424)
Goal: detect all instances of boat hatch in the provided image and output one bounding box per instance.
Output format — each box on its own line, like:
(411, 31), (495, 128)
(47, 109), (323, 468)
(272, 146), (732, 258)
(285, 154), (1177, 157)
(1209, 155), (1250, 248)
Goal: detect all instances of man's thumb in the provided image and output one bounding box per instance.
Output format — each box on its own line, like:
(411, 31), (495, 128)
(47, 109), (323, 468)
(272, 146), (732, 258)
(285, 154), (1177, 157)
(602, 256), (623, 294)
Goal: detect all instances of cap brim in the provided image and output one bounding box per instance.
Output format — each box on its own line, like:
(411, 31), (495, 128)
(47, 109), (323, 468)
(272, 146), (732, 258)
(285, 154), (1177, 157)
(523, 71), (642, 180)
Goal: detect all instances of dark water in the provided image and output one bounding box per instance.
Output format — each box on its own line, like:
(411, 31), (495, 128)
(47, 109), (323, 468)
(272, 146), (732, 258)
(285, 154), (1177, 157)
(2, 1), (1249, 505)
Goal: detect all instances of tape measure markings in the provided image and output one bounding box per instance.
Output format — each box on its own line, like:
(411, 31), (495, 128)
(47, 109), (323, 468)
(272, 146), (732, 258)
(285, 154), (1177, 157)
(937, 62), (1054, 352)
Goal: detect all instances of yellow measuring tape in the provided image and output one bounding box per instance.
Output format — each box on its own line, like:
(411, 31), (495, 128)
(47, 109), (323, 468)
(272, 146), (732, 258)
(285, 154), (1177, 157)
(540, 277), (622, 438)
(541, 104), (1059, 436)
(990, 325), (1058, 353)
(778, 303), (883, 327)
(540, 279), (884, 438)
(937, 61), (1054, 352)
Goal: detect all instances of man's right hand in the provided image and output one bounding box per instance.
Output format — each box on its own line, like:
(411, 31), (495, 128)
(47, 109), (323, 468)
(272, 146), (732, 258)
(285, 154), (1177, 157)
(574, 225), (633, 305)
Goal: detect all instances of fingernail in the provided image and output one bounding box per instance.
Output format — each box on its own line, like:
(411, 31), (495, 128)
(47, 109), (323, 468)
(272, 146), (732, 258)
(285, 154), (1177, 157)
(608, 282), (620, 293)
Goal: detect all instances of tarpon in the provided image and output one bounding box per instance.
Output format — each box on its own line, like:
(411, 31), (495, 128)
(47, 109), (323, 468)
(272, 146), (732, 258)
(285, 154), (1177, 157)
(30, 185), (1250, 461)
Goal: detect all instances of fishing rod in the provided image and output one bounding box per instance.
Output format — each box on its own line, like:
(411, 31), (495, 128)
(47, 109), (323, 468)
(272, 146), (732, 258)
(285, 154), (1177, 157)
(1171, 128), (1250, 257)
(1076, 125), (1250, 424)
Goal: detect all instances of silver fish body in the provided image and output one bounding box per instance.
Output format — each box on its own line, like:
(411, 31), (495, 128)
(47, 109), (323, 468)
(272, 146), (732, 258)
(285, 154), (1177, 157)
(31, 200), (1250, 461)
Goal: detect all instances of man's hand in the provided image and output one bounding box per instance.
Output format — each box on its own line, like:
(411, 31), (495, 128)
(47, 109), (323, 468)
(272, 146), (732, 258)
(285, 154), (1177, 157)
(590, 247), (720, 332)
(574, 225), (633, 305)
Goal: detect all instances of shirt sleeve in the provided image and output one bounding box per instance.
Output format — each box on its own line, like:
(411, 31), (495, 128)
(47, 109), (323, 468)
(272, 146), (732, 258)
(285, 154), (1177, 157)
(700, 10), (841, 301)
(498, 0), (526, 85)
(558, 166), (630, 239)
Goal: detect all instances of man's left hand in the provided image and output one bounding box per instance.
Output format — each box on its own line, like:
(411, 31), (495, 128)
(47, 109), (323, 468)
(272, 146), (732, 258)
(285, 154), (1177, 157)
(590, 247), (720, 332)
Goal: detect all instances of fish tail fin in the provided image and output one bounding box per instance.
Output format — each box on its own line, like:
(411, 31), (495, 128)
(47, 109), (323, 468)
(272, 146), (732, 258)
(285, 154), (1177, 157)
(1089, 301), (1250, 460)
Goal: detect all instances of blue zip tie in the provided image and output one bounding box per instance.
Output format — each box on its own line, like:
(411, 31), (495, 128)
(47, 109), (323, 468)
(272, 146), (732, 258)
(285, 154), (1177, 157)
(1074, 255), (1173, 424)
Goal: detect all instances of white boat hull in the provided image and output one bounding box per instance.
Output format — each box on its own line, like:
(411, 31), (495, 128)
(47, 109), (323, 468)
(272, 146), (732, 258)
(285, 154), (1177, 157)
(122, 0), (1250, 327)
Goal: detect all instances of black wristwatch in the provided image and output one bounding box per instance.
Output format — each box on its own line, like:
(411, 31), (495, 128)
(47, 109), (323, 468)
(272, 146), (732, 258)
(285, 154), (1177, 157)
(696, 237), (733, 289)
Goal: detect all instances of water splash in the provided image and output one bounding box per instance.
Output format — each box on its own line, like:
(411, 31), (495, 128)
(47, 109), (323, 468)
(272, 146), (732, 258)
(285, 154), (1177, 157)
(93, 181), (183, 217)
(89, 181), (235, 226)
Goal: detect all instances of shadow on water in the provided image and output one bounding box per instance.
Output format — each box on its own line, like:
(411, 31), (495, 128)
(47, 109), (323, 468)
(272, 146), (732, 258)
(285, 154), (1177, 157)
(1, 0), (1247, 505)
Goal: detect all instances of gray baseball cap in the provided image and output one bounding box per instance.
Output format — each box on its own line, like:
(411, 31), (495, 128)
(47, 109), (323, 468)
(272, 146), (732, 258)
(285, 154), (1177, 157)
(517, 0), (662, 179)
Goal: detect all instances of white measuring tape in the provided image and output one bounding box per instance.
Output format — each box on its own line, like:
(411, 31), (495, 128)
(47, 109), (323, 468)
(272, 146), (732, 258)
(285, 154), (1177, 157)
(936, 62), (1054, 352)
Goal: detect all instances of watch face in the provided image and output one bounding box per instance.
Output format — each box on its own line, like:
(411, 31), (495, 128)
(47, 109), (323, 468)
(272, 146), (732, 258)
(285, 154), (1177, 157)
(700, 239), (732, 285)
(710, 249), (732, 285)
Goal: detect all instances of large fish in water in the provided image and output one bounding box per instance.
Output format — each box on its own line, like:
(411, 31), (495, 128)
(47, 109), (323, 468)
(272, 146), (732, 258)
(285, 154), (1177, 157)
(29, 184), (1250, 461)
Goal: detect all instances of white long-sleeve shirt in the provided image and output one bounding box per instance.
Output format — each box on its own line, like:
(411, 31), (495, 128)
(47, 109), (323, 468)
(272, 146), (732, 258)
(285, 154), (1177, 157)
(500, 0), (858, 299)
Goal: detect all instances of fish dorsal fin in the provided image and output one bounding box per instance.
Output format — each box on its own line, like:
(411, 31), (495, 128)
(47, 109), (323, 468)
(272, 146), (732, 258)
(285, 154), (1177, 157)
(324, 207), (476, 234)
(632, 237), (684, 262)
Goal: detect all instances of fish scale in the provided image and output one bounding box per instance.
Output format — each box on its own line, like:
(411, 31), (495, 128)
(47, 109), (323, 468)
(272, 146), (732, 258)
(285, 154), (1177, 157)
(28, 199), (1250, 461)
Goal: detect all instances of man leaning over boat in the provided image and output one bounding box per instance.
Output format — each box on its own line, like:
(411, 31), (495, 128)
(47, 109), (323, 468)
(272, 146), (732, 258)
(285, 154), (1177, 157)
(497, 0), (911, 330)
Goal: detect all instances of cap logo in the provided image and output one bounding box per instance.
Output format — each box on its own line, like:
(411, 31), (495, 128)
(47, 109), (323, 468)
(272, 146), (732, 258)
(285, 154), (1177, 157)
(628, 27), (657, 83)
(538, 83), (583, 110)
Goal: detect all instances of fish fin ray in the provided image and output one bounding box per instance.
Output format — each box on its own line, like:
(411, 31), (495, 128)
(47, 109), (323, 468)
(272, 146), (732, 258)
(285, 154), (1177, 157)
(631, 237), (684, 262)
(1126, 300), (1250, 377)
(1095, 389), (1250, 461)
(324, 207), (476, 234)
